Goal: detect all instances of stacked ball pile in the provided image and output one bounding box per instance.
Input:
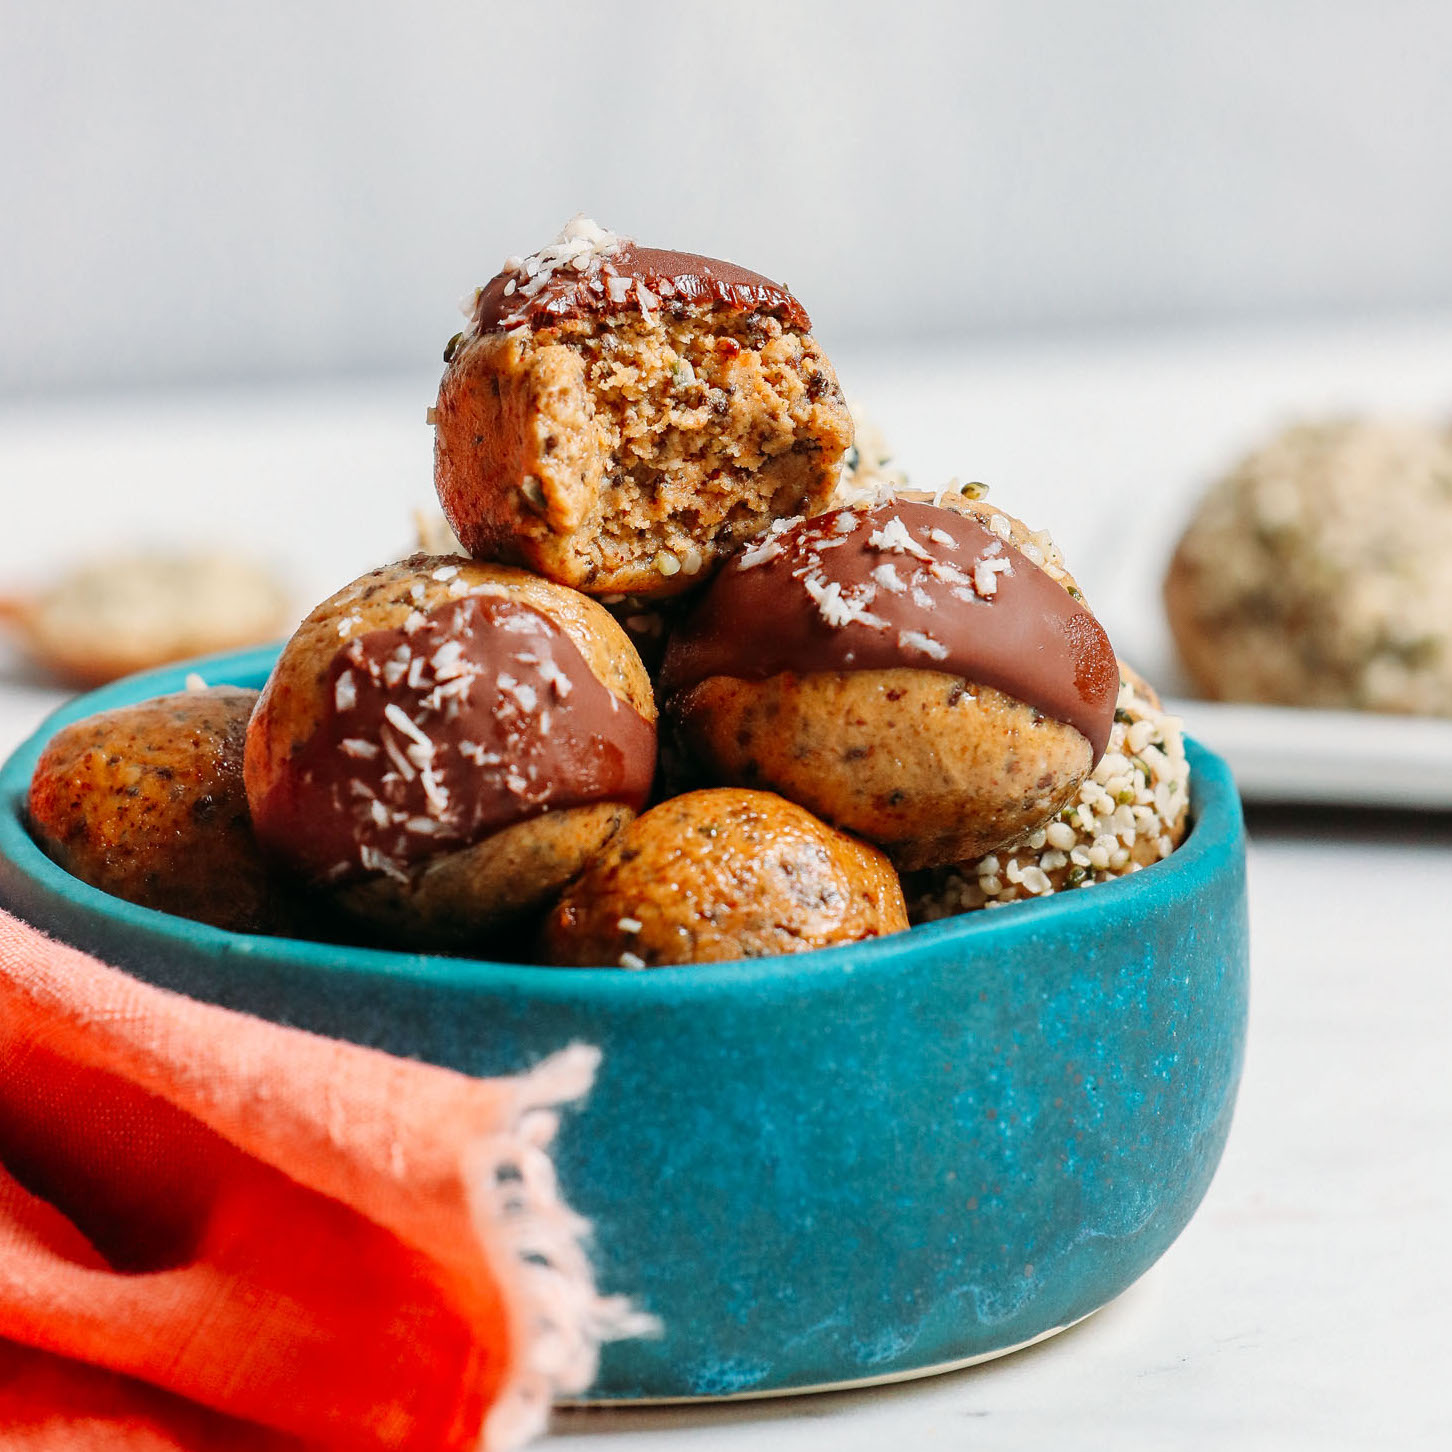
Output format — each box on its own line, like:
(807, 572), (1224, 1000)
(29, 218), (1188, 966)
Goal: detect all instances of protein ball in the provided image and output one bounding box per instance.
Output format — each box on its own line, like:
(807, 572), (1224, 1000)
(245, 556), (658, 948)
(28, 686), (297, 933)
(541, 788), (907, 967)
(1165, 418), (1452, 715)
(433, 216), (854, 599)
(661, 501), (1119, 870)
(909, 663), (1191, 917)
(0, 551), (293, 687)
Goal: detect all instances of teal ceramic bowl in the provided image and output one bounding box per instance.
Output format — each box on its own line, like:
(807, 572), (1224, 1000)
(0, 646), (1248, 1402)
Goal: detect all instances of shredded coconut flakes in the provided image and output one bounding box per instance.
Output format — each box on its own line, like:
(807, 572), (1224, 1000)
(973, 556), (1015, 597)
(897, 629), (949, 660)
(804, 574), (887, 630)
(480, 215), (631, 330)
(867, 516), (935, 561)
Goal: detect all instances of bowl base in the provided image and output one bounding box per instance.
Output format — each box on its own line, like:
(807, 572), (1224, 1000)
(560, 1311), (1091, 1406)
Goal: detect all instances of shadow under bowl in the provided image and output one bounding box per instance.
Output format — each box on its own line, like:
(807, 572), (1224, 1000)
(0, 645), (1249, 1401)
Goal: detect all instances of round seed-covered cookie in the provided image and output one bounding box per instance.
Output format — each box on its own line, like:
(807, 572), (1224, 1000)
(1166, 418), (1452, 715)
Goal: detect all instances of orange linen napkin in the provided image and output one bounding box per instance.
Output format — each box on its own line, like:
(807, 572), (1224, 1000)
(0, 908), (647, 1451)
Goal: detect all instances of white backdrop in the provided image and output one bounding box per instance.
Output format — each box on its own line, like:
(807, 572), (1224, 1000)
(3, 0), (1452, 394)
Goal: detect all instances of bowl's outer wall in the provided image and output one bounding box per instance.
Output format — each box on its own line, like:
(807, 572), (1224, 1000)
(0, 648), (1249, 1399)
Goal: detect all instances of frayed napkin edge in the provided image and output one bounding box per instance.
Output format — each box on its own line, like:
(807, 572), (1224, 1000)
(467, 1044), (660, 1451)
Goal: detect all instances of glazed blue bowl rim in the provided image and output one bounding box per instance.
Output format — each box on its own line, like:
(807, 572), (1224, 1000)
(0, 643), (1242, 1001)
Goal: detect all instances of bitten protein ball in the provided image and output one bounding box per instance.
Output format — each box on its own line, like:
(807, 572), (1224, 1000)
(245, 556), (658, 947)
(433, 216), (854, 599)
(541, 788), (908, 968)
(28, 687), (295, 933)
(661, 500), (1119, 870)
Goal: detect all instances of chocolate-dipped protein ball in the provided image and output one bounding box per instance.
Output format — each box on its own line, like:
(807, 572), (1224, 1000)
(911, 663), (1190, 917)
(661, 500), (1119, 870)
(28, 686), (296, 932)
(899, 483), (1083, 599)
(1166, 419), (1452, 715)
(433, 216), (854, 599)
(246, 556), (657, 948)
(541, 788), (907, 968)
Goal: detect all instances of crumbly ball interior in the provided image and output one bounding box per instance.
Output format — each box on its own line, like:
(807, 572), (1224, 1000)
(910, 667), (1189, 917)
(530, 307), (847, 582)
(1169, 418), (1452, 715)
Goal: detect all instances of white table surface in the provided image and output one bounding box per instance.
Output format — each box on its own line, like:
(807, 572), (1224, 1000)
(2, 318), (1450, 1450)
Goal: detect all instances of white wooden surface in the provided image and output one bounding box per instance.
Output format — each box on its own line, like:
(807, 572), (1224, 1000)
(1, 319), (1449, 1449)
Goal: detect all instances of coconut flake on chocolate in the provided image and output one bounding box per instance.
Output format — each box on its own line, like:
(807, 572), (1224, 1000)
(803, 575), (888, 631)
(466, 215), (811, 335)
(738, 516), (804, 570)
(252, 593), (656, 884)
(973, 556), (1014, 597)
(867, 515), (935, 561)
(898, 629), (950, 660)
(661, 502), (1119, 761)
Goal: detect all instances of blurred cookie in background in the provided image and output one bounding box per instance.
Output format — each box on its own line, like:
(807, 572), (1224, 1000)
(831, 402), (909, 509)
(0, 550), (294, 687)
(1165, 419), (1452, 716)
(412, 506), (466, 559)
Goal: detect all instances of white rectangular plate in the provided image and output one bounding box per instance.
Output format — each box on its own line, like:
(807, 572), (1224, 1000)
(1164, 697), (1452, 810)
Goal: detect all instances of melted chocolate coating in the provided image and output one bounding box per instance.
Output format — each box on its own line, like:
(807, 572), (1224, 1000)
(661, 503), (1118, 760)
(255, 595), (656, 884)
(473, 245), (811, 334)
